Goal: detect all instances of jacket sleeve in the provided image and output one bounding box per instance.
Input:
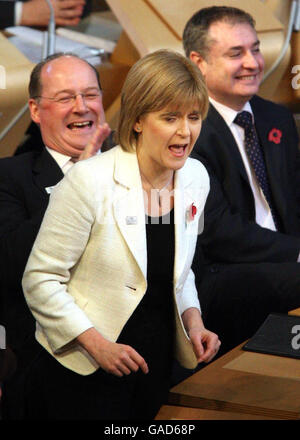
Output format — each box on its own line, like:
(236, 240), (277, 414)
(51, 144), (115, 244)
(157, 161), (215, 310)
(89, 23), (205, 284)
(0, 2), (15, 29)
(82, 0), (92, 18)
(0, 0), (91, 30)
(0, 160), (48, 291)
(177, 269), (201, 315)
(22, 164), (97, 352)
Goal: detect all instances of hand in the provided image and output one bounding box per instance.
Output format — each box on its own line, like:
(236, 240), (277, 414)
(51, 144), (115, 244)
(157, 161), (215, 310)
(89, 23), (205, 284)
(77, 122), (111, 162)
(76, 328), (149, 377)
(93, 339), (149, 377)
(188, 327), (221, 363)
(181, 307), (221, 363)
(21, 0), (86, 27)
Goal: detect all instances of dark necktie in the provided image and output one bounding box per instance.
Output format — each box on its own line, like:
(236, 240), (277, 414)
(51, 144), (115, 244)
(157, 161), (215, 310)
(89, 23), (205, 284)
(234, 110), (280, 230)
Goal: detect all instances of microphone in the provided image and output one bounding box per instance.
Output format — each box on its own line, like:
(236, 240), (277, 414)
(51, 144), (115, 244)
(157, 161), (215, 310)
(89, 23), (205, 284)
(43, 0), (56, 58)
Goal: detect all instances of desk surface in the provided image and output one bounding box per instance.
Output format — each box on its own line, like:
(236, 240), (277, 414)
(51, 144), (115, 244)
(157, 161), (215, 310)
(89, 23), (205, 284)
(155, 404), (277, 420)
(169, 340), (300, 420)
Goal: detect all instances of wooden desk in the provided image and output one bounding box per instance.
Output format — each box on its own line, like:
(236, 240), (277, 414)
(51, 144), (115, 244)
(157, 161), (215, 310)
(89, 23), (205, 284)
(168, 341), (300, 420)
(155, 405), (277, 420)
(289, 308), (300, 317)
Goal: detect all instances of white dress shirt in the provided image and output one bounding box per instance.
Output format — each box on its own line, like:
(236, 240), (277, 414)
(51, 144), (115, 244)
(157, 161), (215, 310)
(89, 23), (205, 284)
(210, 97), (276, 232)
(46, 147), (75, 174)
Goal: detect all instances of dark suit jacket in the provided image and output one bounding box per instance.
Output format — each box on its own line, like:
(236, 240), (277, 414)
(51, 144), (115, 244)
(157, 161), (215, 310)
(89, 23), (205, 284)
(0, 148), (63, 359)
(191, 95), (300, 265)
(0, 0), (92, 29)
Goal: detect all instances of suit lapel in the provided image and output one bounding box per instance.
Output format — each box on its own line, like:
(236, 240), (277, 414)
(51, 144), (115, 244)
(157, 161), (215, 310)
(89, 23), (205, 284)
(32, 148), (64, 196)
(112, 147), (147, 280)
(174, 171), (187, 287)
(173, 165), (202, 287)
(208, 104), (249, 184)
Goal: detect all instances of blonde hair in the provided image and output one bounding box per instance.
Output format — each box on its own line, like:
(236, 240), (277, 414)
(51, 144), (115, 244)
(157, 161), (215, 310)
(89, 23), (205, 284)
(117, 49), (208, 152)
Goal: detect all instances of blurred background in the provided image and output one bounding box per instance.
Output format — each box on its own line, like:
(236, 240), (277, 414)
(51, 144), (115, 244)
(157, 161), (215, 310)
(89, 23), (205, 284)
(0, 0), (299, 157)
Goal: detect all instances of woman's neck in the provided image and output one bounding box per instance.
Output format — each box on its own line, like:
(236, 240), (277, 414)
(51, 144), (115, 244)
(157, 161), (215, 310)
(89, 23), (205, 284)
(138, 166), (174, 217)
(137, 151), (174, 191)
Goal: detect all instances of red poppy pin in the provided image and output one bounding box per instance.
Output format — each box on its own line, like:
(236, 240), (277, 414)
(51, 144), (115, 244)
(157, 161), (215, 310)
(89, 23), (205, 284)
(187, 203), (197, 222)
(268, 128), (282, 144)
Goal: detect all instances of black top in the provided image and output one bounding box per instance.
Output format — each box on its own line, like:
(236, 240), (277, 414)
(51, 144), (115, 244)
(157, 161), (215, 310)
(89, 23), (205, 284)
(115, 208), (176, 418)
(118, 209), (175, 350)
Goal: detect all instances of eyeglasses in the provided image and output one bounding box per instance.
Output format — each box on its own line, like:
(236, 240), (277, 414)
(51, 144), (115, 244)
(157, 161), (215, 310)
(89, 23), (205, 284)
(33, 92), (101, 105)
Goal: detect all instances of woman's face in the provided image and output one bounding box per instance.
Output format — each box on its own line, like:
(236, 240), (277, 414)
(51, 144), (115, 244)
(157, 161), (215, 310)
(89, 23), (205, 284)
(135, 106), (202, 173)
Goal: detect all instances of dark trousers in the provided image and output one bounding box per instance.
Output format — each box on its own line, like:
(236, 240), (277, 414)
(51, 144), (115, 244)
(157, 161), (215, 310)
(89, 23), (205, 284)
(22, 346), (171, 420)
(1, 338), (41, 420)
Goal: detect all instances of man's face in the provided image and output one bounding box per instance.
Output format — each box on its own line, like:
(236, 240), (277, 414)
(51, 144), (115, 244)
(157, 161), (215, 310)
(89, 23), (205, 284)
(193, 21), (264, 110)
(29, 56), (105, 158)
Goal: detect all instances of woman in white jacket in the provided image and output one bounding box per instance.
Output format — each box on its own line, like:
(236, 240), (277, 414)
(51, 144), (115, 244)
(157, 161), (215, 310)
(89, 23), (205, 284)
(22, 49), (220, 420)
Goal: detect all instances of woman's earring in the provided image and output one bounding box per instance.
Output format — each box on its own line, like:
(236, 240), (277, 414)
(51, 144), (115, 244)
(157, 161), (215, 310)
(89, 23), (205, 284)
(134, 121), (142, 133)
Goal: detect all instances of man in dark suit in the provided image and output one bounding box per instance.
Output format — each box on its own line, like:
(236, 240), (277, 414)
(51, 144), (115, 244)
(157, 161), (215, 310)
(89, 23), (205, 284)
(182, 6), (300, 355)
(0, 52), (111, 418)
(0, 0), (92, 29)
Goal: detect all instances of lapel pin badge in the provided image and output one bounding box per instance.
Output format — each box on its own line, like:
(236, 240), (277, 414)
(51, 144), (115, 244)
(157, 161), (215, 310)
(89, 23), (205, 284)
(268, 128), (282, 144)
(126, 216), (137, 225)
(186, 203), (197, 224)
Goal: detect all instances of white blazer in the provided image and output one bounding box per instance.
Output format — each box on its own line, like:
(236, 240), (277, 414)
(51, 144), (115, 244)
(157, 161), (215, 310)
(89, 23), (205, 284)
(22, 146), (210, 375)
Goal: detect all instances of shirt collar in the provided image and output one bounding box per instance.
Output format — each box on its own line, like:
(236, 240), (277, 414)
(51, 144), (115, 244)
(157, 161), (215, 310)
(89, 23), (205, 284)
(209, 97), (254, 127)
(45, 146), (73, 170)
